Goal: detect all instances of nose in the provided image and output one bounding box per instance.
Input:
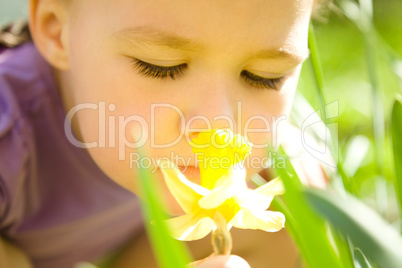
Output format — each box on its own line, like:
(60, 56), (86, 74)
(182, 75), (239, 137)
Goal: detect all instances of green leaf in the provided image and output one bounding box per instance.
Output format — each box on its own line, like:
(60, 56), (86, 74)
(308, 23), (351, 193)
(305, 188), (402, 267)
(136, 155), (192, 268)
(354, 248), (372, 268)
(308, 23), (327, 115)
(391, 97), (402, 233)
(273, 150), (351, 268)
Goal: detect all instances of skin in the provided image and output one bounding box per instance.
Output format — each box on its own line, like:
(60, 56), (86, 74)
(58, 0), (312, 194)
(29, 0), (314, 266)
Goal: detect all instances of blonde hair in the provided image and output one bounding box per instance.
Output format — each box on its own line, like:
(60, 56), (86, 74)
(2, 0), (330, 48)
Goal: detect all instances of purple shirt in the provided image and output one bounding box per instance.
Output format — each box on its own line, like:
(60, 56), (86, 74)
(0, 43), (143, 268)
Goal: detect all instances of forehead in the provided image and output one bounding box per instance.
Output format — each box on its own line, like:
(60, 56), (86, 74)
(72, 0), (312, 57)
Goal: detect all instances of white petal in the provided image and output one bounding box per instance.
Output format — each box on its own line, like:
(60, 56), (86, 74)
(231, 209), (285, 232)
(236, 190), (274, 211)
(235, 177), (283, 211)
(229, 162), (247, 183)
(158, 160), (210, 214)
(199, 164), (248, 210)
(255, 177), (285, 196)
(198, 188), (230, 210)
(198, 178), (234, 209)
(166, 214), (215, 241)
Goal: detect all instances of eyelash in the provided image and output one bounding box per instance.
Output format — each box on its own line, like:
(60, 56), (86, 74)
(131, 59), (284, 90)
(240, 70), (284, 90)
(132, 59), (187, 79)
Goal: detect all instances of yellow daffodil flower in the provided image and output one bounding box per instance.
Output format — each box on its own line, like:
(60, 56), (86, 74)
(158, 129), (285, 244)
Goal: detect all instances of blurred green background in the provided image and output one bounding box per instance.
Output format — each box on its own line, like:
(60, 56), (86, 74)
(298, 0), (402, 224)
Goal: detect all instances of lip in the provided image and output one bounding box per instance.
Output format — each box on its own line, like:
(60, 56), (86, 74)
(177, 165), (201, 182)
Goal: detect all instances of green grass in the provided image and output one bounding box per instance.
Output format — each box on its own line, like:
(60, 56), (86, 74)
(136, 155), (192, 268)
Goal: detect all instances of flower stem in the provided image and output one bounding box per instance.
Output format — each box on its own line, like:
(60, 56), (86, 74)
(211, 212), (232, 255)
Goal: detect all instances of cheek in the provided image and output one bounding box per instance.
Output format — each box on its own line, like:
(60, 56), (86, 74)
(241, 80), (297, 173)
(68, 43), (150, 147)
(67, 80), (185, 194)
(243, 89), (295, 142)
(67, 44), (188, 193)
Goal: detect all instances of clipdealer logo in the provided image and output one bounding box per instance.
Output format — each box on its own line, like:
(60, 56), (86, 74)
(64, 101), (287, 160)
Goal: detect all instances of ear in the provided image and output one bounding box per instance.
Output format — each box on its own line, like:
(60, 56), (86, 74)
(29, 0), (70, 70)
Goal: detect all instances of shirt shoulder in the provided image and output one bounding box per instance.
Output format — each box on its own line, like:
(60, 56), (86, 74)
(0, 43), (52, 225)
(0, 43), (142, 267)
(0, 42), (54, 115)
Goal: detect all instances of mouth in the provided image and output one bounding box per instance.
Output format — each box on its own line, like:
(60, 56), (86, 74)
(177, 165), (201, 183)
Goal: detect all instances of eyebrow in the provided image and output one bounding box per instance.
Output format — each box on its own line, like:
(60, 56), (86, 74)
(114, 26), (203, 51)
(114, 26), (308, 63)
(251, 47), (310, 64)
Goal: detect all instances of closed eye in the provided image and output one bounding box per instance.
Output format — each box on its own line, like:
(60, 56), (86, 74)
(131, 58), (187, 79)
(241, 70), (284, 90)
(131, 58), (284, 90)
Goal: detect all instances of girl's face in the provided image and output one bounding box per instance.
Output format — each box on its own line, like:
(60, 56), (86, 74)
(61, 0), (312, 205)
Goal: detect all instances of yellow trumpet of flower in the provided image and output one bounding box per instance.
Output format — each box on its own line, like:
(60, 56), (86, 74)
(158, 129), (285, 249)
